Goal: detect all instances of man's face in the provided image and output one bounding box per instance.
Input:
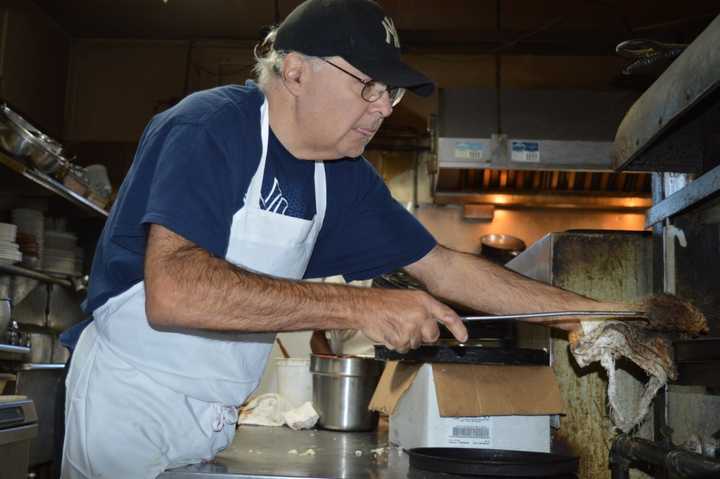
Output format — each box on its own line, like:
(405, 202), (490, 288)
(296, 56), (394, 159)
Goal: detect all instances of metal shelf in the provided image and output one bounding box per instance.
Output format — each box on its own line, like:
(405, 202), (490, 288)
(645, 164), (720, 226)
(19, 363), (65, 371)
(0, 263), (74, 288)
(0, 343), (30, 361)
(0, 150), (108, 217)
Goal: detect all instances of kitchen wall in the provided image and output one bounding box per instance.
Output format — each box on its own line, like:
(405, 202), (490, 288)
(0, 3), (70, 138)
(416, 205), (646, 253)
(65, 40), (189, 143)
(62, 39), (257, 184)
(64, 39), (255, 143)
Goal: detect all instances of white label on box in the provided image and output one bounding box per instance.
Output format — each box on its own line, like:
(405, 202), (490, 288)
(444, 417), (493, 447)
(511, 141), (540, 163)
(454, 142), (487, 163)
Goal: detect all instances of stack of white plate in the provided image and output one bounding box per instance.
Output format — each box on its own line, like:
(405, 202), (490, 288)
(43, 248), (77, 275)
(45, 230), (77, 250)
(0, 223), (21, 265)
(11, 208), (44, 264)
(43, 230), (81, 276)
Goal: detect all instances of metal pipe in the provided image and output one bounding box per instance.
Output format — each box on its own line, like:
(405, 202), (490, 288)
(653, 387), (670, 479)
(610, 457), (631, 479)
(611, 434), (720, 478)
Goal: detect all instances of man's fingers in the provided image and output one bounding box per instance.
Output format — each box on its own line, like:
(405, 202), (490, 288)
(436, 311), (468, 343)
(424, 298), (468, 343)
(395, 339), (411, 354)
(362, 290), (468, 353)
(420, 321), (440, 344)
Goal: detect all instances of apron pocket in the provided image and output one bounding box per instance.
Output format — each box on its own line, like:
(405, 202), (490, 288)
(238, 208), (315, 246)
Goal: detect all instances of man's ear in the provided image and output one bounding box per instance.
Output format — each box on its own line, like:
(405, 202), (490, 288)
(281, 52), (307, 96)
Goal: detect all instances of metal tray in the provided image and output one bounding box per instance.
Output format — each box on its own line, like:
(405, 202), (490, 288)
(407, 448), (578, 477)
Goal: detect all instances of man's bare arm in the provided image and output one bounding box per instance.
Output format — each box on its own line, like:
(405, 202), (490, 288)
(405, 245), (628, 331)
(144, 224), (468, 351)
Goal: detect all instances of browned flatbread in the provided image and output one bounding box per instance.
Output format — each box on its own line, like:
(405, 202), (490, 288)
(642, 293), (708, 335)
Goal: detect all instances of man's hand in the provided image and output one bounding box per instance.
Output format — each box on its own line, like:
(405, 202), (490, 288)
(358, 289), (467, 354)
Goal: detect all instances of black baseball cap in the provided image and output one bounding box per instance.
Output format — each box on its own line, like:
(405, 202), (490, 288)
(274, 0), (435, 96)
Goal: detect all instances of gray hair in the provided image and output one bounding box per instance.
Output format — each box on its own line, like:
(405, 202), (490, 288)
(253, 27), (286, 91)
(253, 27), (325, 91)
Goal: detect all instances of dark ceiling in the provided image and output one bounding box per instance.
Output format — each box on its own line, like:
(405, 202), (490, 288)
(30, 0), (720, 56)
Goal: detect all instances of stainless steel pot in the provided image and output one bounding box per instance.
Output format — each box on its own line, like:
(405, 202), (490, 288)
(310, 354), (384, 431)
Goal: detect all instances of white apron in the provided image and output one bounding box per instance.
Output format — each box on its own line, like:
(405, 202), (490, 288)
(62, 99), (327, 478)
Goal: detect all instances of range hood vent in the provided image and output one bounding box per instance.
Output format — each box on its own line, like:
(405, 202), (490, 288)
(437, 88), (638, 172)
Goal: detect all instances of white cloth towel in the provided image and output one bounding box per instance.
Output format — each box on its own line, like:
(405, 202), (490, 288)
(238, 393), (319, 430)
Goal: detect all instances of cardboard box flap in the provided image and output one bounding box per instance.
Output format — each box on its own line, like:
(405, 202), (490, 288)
(369, 361), (421, 415)
(433, 364), (566, 416)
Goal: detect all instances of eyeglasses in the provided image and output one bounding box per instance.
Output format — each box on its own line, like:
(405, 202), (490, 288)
(320, 58), (405, 107)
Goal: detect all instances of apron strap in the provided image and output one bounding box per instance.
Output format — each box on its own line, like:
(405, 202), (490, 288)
(245, 99), (270, 207)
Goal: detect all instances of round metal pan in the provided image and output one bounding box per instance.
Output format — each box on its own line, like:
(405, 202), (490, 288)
(374, 345), (549, 365)
(407, 448), (578, 477)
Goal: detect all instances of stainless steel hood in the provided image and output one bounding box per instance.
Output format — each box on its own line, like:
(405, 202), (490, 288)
(437, 88), (638, 172)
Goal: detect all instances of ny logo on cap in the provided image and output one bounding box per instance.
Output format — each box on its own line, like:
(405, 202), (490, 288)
(382, 17), (400, 48)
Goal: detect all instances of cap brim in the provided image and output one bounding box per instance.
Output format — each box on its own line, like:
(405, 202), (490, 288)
(352, 57), (435, 97)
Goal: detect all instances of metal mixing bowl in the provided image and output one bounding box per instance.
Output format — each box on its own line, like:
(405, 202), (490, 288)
(0, 105), (65, 174)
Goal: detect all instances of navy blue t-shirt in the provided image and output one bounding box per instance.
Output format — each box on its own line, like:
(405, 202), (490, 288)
(83, 81), (436, 316)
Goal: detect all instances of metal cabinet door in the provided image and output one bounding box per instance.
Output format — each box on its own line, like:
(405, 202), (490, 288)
(47, 284), (84, 332)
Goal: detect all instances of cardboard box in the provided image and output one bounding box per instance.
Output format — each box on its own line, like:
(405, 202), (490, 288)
(370, 362), (566, 452)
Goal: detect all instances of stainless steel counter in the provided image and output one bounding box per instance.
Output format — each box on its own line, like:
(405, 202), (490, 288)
(158, 425), (409, 479)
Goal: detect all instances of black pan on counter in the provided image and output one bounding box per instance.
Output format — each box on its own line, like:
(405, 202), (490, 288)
(374, 345), (549, 365)
(407, 448), (578, 477)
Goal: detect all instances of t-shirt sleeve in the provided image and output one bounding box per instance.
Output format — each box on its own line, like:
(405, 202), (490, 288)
(141, 123), (238, 257)
(304, 159), (436, 281)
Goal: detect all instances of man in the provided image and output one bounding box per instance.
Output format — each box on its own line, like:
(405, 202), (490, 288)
(62, 0), (627, 477)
